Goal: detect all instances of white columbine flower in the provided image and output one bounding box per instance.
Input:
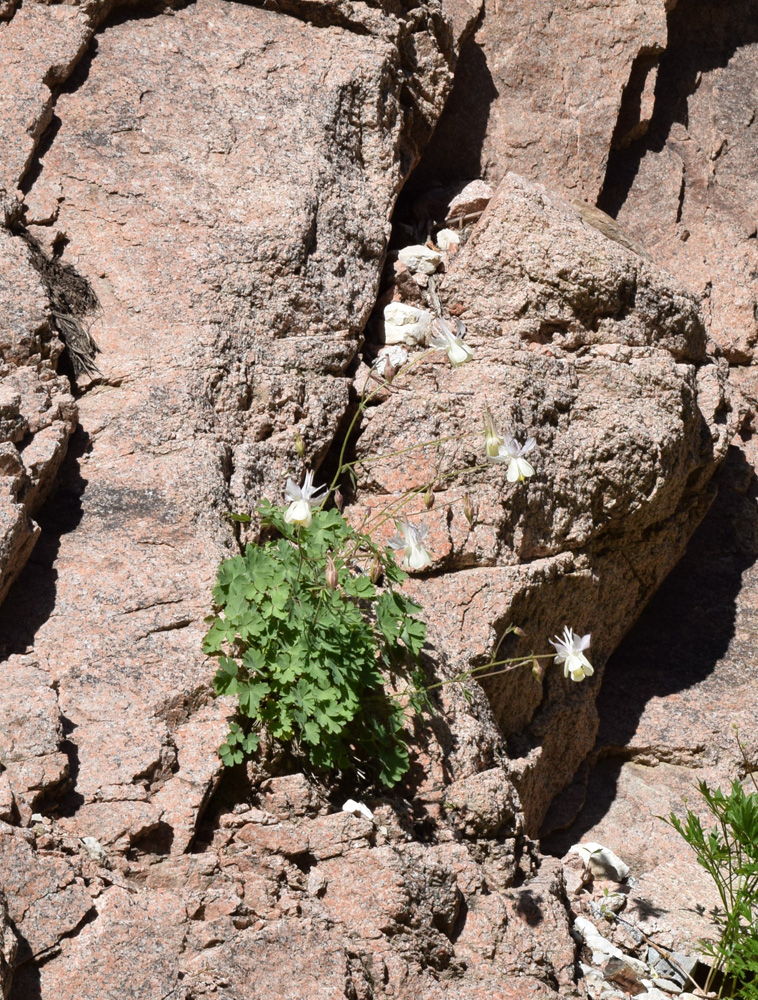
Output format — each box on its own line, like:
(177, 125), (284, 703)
(488, 433), (537, 482)
(550, 627), (593, 682)
(483, 405), (504, 458)
(429, 317), (474, 367)
(283, 470), (327, 528)
(342, 799), (374, 821)
(388, 519), (432, 571)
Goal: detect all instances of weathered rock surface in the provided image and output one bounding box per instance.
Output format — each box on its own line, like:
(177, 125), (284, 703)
(354, 173), (734, 833)
(602, 0), (758, 363)
(543, 430), (758, 951)
(0, 230), (76, 605)
(0, 0), (753, 995)
(411, 0), (669, 202)
(1, 0), (476, 838)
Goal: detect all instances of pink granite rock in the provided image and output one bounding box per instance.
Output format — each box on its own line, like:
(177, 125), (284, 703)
(603, 3), (758, 362)
(0, 231), (76, 605)
(413, 0), (669, 202)
(352, 173), (734, 833)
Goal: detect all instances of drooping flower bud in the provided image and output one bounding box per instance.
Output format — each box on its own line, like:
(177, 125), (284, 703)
(334, 489), (344, 512)
(384, 359), (397, 383)
(424, 485), (434, 510)
(294, 430), (306, 458)
(463, 493), (474, 526)
(325, 552), (338, 591)
(512, 625), (526, 638)
(369, 555), (382, 584)
(531, 657), (545, 683)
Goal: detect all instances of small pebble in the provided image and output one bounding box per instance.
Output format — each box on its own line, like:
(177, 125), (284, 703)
(436, 228), (460, 251)
(397, 244), (441, 275)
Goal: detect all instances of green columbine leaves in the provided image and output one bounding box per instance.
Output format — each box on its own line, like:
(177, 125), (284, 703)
(666, 778), (758, 998)
(206, 505), (427, 787)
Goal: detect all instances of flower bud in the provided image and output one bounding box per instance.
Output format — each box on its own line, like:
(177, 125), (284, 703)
(325, 552), (338, 591)
(334, 489), (344, 512)
(369, 555), (382, 584)
(294, 431), (305, 458)
(512, 625), (526, 638)
(384, 360), (397, 383)
(463, 493), (474, 526)
(424, 485), (434, 510)
(531, 657), (544, 683)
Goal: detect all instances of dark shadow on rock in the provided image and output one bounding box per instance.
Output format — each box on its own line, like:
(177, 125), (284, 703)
(7, 921), (42, 1000)
(52, 716), (85, 819)
(0, 427), (90, 658)
(598, 0), (758, 217)
(514, 889), (544, 927)
(391, 35), (498, 230)
(541, 442), (758, 851)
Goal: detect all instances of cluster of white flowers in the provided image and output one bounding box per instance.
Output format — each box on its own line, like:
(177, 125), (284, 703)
(281, 364), (595, 682)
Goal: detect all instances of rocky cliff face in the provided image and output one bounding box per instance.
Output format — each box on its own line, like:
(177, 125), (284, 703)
(0, 0), (755, 997)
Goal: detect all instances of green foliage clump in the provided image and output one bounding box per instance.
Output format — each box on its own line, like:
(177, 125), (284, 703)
(203, 501), (427, 788)
(667, 778), (758, 998)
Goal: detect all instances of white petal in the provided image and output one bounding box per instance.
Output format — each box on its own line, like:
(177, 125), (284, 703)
(506, 458), (521, 483)
(578, 633), (591, 652)
(408, 543), (431, 570)
(516, 458), (535, 479)
(448, 339), (474, 366)
(501, 435), (520, 458)
(284, 499), (312, 526)
(521, 437), (537, 456)
(342, 799), (373, 821)
(285, 478), (302, 501)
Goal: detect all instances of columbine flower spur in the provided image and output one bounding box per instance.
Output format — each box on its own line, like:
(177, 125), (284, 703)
(550, 627), (593, 682)
(429, 316), (474, 367)
(488, 433), (537, 482)
(483, 405), (504, 458)
(388, 519), (432, 571)
(283, 470), (328, 528)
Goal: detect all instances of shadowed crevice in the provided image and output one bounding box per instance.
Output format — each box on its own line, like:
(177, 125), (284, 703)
(0, 428), (89, 658)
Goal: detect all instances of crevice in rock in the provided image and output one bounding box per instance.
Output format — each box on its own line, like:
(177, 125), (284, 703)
(597, 0), (758, 219)
(607, 47), (663, 152)
(222, 0), (374, 36)
(14, 227), (100, 382)
(0, 428), (88, 659)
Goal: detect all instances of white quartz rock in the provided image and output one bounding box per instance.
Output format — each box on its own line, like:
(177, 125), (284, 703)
(383, 302), (432, 346)
(570, 841), (630, 881)
(573, 915), (625, 965)
(436, 228), (460, 251)
(397, 244), (441, 275)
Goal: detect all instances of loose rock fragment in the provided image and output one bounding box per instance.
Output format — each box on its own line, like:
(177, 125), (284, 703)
(570, 842), (630, 881)
(397, 244), (442, 275)
(383, 302), (433, 345)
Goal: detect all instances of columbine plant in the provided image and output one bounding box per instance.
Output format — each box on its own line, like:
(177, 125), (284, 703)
(205, 500), (427, 787)
(206, 280), (594, 790)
